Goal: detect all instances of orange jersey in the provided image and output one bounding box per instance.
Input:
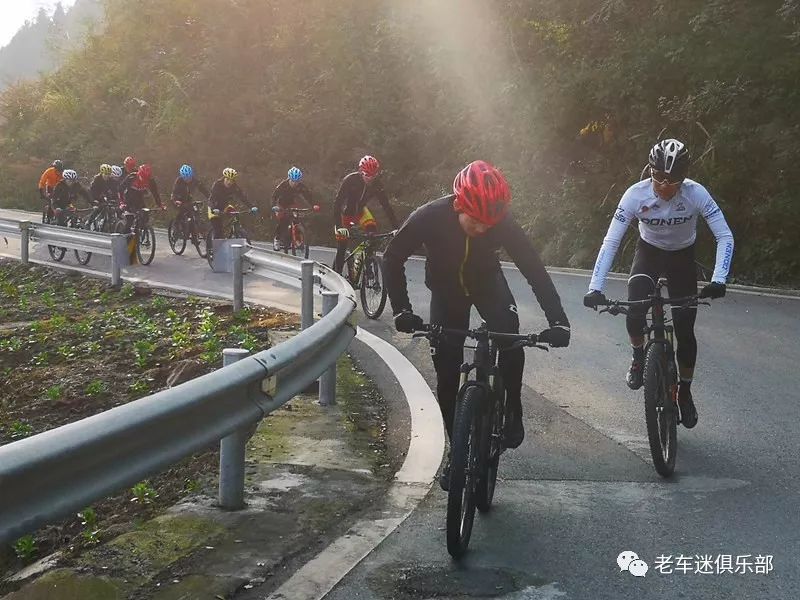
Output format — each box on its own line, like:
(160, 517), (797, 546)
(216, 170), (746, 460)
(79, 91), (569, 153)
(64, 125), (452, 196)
(38, 167), (63, 193)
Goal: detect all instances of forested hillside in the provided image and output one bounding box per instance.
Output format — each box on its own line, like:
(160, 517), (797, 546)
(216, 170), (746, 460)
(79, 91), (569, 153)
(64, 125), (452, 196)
(1, 0), (798, 285)
(0, 0), (103, 89)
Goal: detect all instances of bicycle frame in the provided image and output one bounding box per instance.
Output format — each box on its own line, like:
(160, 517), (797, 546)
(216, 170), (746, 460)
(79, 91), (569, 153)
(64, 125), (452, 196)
(343, 231), (393, 285)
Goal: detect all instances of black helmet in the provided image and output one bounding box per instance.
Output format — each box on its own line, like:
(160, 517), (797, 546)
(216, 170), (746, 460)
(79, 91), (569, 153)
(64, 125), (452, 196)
(52, 159), (64, 172)
(648, 139), (689, 181)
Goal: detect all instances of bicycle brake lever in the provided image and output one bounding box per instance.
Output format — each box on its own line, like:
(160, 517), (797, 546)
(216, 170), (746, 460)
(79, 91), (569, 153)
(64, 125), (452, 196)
(534, 344), (549, 352)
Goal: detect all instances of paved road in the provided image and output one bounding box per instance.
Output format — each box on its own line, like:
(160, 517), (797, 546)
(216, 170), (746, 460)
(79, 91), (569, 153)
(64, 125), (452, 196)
(3, 208), (799, 598)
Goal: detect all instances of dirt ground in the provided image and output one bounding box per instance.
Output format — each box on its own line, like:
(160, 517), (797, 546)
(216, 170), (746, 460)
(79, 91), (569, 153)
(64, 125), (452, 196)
(0, 259), (300, 584)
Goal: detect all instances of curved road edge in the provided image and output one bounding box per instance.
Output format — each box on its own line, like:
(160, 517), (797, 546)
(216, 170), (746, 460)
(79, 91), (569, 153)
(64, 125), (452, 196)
(264, 327), (444, 600)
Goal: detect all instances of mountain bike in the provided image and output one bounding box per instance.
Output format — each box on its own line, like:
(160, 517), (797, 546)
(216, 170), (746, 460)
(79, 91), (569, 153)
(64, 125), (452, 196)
(342, 228), (395, 319)
(272, 205), (320, 258)
(87, 197), (120, 234)
(593, 278), (707, 477)
(413, 322), (550, 558)
(205, 208), (253, 268)
(46, 205), (93, 265)
(168, 200), (206, 257)
(115, 207), (157, 265)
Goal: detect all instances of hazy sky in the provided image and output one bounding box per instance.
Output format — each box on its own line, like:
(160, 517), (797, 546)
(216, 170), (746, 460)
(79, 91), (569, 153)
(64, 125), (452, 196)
(0, 1), (78, 49)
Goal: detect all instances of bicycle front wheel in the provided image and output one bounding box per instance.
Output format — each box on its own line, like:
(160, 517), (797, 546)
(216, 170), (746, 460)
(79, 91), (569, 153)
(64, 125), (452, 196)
(643, 343), (678, 477)
(167, 218), (186, 255)
(447, 385), (483, 559)
(136, 226), (156, 265)
(360, 255), (387, 319)
(204, 229), (215, 267)
(476, 384), (504, 513)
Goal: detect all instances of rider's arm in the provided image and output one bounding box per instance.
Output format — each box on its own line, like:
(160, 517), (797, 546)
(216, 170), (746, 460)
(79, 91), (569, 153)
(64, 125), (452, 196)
(148, 177), (164, 207)
(234, 183), (252, 209)
(499, 218), (570, 326)
(332, 177), (348, 225)
(77, 185), (92, 208)
(374, 180), (399, 229)
(383, 207), (425, 315)
(38, 168), (51, 197)
(698, 189), (734, 284)
(299, 183), (313, 207)
(118, 173), (134, 204)
(587, 190), (636, 292)
(170, 177), (185, 203)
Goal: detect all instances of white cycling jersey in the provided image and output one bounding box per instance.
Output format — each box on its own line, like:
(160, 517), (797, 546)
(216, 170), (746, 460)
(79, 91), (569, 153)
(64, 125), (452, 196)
(589, 178), (734, 292)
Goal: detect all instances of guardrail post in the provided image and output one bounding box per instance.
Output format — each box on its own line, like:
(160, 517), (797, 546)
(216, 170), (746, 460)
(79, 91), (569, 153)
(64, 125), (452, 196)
(319, 291), (339, 406)
(301, 260), (314, 330)
(110, 233), (126, 288)
(219, 348), (252, 510)
(19, 221), (31, 264)
(232, 244), (244, 312)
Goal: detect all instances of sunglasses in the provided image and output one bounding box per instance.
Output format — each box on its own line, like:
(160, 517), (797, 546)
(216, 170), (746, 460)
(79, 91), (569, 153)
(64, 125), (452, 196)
(650, 168), (683, 186)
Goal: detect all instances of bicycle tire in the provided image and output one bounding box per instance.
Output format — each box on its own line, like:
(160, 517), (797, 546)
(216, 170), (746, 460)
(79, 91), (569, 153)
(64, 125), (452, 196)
(136, 226), (156, 265)
(476, 380), (504, 513)
(643, 343), (678, 477)
(360, 255), (388, 319)
(446, 385), (483, 558)
(167, 218), (186, 255)
(205, 229), (214, 268)
(73, 219), (92, 265)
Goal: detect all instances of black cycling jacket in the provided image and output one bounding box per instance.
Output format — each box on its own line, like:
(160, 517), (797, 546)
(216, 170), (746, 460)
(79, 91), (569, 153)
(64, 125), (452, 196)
(171, 176), (210, 203)
(208, 178), (249, 211)
(89, 174), (119, 203)
(119, 172), (163, 206)
(50, 180), (91, 208)
(272, 179), (313, 208)
(332, 172), (398, 229)
(383, 195), (569, 327)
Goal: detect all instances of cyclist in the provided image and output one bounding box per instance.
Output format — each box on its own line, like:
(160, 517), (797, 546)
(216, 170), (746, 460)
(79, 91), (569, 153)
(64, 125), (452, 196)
(271, 166), (316, 250)
(38, 159), (64, 218)
(332, 155), (399, 274)
(383, 160), (571, 487)
(119, 163), (164, 230)
(50, 169), (91, 225)
(123, 156), (137, 178)
(87, 164), (118, 228)
(207, 167), (258, 239)
(171, 164), (210, 246)
(583, 139), (734, 429)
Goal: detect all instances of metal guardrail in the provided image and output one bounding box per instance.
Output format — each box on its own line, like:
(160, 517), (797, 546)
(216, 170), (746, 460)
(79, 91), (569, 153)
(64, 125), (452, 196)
(0, 218), (358, 544)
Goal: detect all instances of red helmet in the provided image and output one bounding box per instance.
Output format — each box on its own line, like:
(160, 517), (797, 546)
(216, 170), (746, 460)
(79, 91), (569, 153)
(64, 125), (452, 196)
(137, 163), (152, 180)
(358, 155), (380, 178)
(124, 156), (137, 171)
(452, 160), (511, 227)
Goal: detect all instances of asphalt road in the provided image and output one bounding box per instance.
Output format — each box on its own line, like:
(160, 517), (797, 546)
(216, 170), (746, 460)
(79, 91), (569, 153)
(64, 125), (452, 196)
(3, 208), (798, 599)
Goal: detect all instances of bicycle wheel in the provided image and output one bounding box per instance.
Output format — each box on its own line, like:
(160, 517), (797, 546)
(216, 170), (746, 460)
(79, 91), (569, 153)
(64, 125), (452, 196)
(74, 220), (92, 265)
(205, 229), (215, 267)
(300, 224), (310, 259)
(643, 343), (678, 477)
(476, 383), (504, 513)
(167, 218), (186, 255)
(136, 226), (156, 265)
(360, 255), (388, 319)
(447, 385), (483, 559)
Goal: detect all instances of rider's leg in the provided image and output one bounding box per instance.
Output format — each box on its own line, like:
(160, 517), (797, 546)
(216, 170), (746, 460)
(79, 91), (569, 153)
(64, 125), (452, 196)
(333, 238), (349, 273)
(625, 240), (661, 389)
(666, 245), (699, 427)
(473, 273), (525, 448)
(429, 292), (471, 442)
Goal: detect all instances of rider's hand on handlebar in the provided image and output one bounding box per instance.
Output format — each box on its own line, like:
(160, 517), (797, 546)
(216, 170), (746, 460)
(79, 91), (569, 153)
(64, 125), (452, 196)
(394, 310), (423, 334)
(250, 206), (259, 214)
(699, 282), (726, 299)
(335, 226), (350, 239)
(312, 204), (320, 212)
(538, 323), (571, 348)
(583, 290), (607, 309)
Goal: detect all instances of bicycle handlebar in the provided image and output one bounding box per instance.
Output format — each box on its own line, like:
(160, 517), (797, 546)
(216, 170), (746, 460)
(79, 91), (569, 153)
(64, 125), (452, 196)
(411, 324), (549, 352)
(597, 294), (709, 317)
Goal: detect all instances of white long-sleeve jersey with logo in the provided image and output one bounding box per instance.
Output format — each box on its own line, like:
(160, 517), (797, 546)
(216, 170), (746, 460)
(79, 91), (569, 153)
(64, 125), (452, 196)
(589, 178), (734, 292)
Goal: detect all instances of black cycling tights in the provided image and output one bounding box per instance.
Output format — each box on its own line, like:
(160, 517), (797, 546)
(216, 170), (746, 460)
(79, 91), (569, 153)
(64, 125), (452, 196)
(429, 273), (522, 440)
(626, 239), (698, 370)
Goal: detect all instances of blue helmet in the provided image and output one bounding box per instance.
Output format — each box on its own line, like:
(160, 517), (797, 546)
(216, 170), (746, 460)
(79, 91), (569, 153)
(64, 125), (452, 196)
(179, 164), (193, 180)
(288, 167), (303, 182)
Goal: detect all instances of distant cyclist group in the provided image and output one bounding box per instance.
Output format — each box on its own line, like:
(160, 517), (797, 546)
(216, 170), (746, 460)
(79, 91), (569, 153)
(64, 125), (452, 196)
(35, 138), (733, 489)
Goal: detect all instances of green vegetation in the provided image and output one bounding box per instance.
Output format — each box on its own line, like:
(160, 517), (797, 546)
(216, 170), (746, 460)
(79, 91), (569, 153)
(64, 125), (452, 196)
(0, 1), (797, 284)
(13, 535), (37, 561)
(130, 481), (158, 505)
